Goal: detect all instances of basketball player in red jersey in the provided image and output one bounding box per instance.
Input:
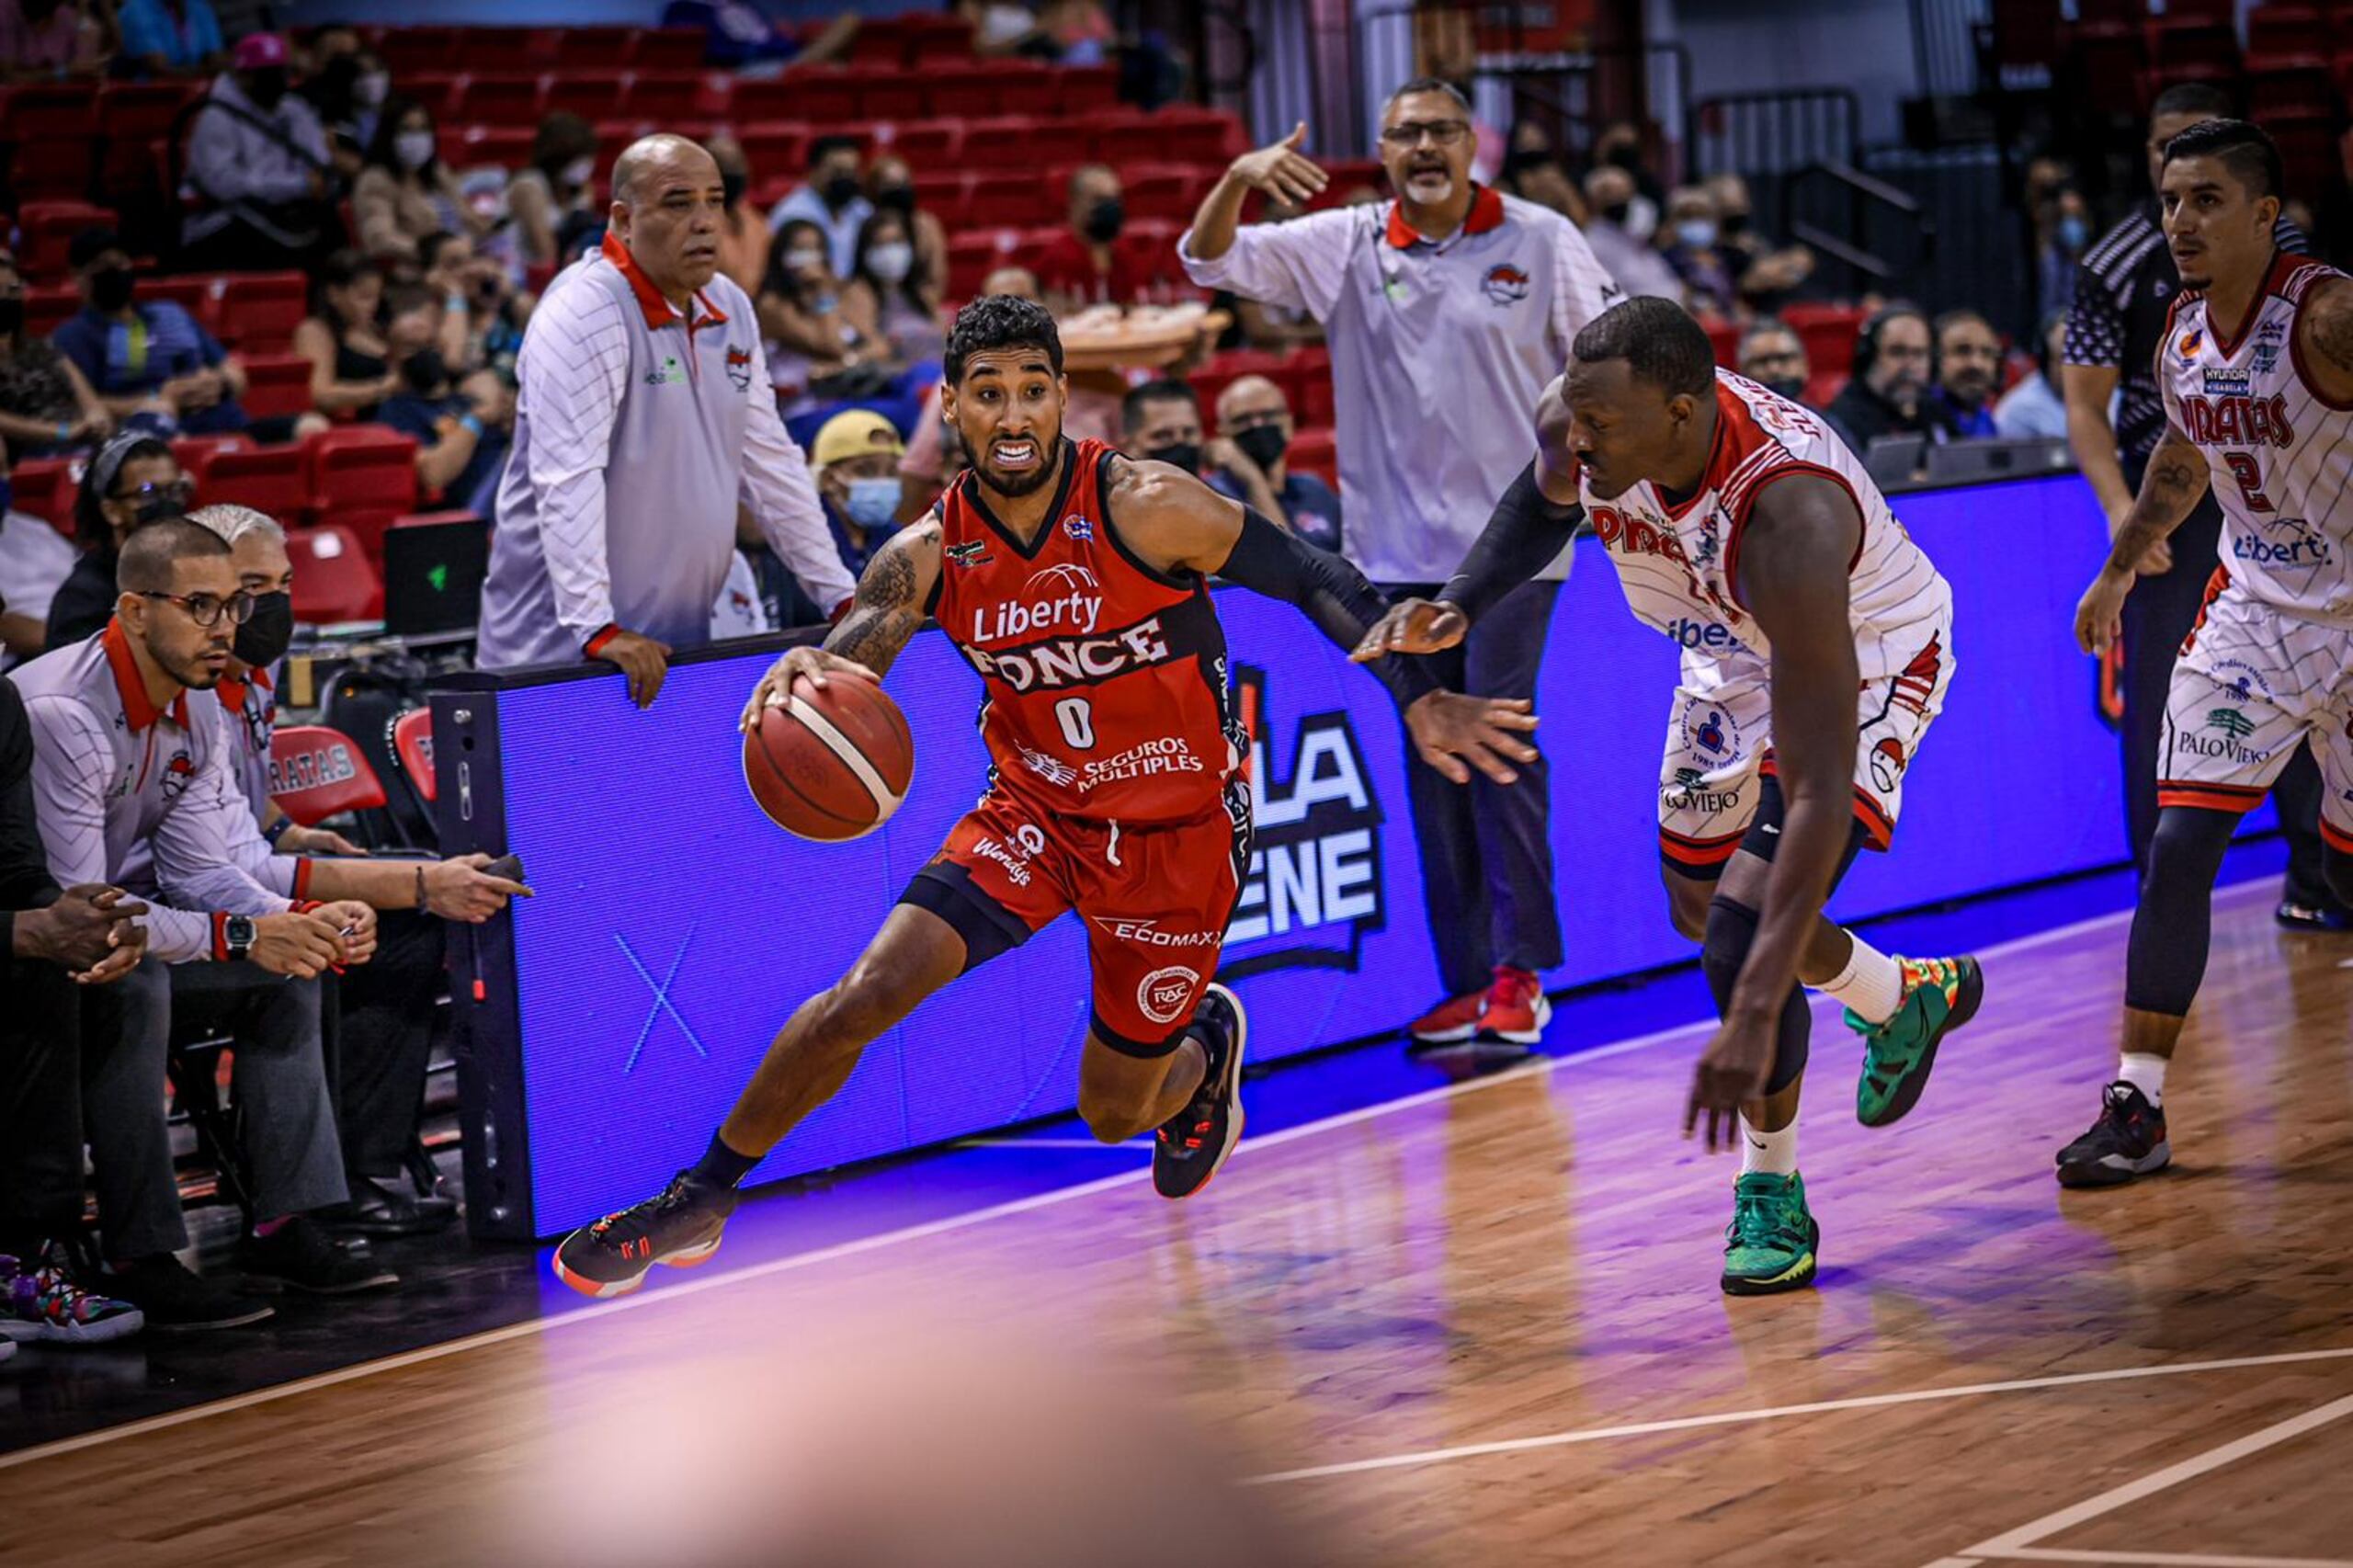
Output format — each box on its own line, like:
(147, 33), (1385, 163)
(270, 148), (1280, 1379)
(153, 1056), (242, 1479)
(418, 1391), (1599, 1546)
(2061, 120), (2353, 1187)
(1358, 296), (1984, 1294)
(555, 297), (1536, 1297)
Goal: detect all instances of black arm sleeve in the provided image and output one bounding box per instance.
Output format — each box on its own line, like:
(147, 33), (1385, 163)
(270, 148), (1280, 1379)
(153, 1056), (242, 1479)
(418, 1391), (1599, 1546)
(0, 679), (62, 959)
(1216, 507), (1438, 709)
(1438, 461), (1584, 625)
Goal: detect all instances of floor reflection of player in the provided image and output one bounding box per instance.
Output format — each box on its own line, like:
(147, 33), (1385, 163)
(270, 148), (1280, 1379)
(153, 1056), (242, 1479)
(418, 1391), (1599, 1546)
(1360, 297), (1985, 1295)
(554, 297), (1534, 1297)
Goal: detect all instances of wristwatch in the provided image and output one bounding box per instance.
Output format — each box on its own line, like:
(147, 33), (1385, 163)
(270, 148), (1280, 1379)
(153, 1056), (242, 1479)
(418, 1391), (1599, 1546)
(224, 915), (256, 962)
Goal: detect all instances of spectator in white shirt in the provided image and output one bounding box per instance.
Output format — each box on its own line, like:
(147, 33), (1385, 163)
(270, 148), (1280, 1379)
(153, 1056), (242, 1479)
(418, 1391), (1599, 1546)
(1580, 165), (1683, 303)
(181, 32), (337, 273)
(1994, 311), (2071, 440)
(767, 134), (871, 279)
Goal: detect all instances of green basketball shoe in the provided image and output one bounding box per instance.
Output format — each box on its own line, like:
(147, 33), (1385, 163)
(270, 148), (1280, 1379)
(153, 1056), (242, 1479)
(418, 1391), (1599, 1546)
(1721, 1171), (1820, 1296)
(1850, 955), (1984, 1129)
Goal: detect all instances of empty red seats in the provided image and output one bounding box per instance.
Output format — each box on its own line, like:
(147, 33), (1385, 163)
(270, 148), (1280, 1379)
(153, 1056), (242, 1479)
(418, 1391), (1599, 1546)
(208, 272), (306, 353)
(10, 458), (75, 530)
(307, 427), (419, 551)
(282, 530), (384, 625)
(196, 440), (307, 516)
(17, 201), (114, 275)
(269, 721), (390, 817)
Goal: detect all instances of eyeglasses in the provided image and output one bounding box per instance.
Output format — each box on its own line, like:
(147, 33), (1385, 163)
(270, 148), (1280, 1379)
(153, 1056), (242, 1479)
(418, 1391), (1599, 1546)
(1380, 119), (1471, 150)
(139, 589), (256, 629)
(1224, 409), (1288, 433)
(112, 479), (196, 509)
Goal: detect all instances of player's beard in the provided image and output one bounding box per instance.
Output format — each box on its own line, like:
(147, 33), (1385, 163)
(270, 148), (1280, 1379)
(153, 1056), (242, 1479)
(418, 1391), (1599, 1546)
(974, 436), (1062, 499)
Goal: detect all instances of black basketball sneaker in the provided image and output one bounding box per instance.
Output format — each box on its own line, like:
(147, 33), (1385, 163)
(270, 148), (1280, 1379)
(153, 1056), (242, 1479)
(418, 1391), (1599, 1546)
(2055, 1082), (2171, 1188)
(1154, 983), (1247, 1200)
(552, 1170), (738, 1298)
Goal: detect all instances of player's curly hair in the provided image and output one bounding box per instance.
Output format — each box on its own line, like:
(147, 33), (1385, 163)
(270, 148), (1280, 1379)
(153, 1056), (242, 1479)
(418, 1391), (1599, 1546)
(1573, 295), (1717, 400)
(945, 295), (1064, 386)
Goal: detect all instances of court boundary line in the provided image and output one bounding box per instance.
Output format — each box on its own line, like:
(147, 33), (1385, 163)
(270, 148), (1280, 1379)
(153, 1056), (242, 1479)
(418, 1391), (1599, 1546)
(1965, 1551), (2353, 1567)
(1240, 1348), (2353, 1485)
(1927, 1390), (2353, 1568)
(0, 878), (2271, 1473)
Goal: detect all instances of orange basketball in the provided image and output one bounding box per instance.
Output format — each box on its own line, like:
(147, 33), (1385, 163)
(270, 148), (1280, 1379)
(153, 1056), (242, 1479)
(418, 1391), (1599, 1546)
(742, 676), (915, 842)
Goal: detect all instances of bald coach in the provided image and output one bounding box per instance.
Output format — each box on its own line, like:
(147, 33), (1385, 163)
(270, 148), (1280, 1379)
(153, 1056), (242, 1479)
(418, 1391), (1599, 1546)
(477, 134), (857, 706)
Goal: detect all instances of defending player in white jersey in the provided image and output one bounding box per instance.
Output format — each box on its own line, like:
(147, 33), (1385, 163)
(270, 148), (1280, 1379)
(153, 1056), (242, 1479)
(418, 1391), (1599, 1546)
(2065, 119), (2353, 1187)
(1359, 297), (1985, 1295)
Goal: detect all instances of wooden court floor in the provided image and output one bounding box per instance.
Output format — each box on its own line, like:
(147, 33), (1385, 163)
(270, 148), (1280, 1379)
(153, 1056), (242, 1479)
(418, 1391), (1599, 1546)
(3, 880), (2349, 1567)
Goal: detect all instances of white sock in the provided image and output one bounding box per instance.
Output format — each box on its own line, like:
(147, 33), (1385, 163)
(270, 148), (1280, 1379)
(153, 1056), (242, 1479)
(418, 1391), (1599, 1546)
(1814, 933), (1905, 1025)
(1738, 1111), (1800, 1176)
(2117, 1053), (2167, 1107)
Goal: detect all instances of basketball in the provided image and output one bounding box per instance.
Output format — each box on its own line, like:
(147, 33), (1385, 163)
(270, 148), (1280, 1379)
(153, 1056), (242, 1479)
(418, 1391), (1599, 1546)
(741, 676), (915, 842)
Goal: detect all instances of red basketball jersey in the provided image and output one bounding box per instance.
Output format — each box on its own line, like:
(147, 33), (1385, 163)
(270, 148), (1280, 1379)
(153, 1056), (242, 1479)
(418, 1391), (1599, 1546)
(931, 438), (1243, 824)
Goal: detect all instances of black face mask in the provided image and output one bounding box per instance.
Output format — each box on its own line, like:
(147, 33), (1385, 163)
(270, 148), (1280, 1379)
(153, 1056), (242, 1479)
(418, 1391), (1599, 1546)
(720, 171), (747, 210)
(0, 297), (22, 336)
(233, 591), (294, 667)
(1599, 201), (1631, 227)
(1083, 198), (1126, 244)
(1762, 376), (1807, 402)
(89, 266), (134, 313)
(873, 182), (916, 214)
(402, 348), (449, 397)
(1604, 143), (1641, 171)
(821, 172), (863, 210)
(245, 69), (288, 108)
(1233, 425), (1288, 472)
(1720, 210), (1749, 236)
(1144, 440), (1199, 474)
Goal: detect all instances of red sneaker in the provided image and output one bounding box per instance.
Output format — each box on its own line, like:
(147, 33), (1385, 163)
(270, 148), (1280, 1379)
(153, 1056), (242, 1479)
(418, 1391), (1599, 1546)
(1407, 990), (1486, 1045)
(1478, 966), (1552, 1044)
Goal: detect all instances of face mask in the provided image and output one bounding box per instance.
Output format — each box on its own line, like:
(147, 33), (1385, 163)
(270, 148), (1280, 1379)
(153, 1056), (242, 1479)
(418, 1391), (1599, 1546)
(866, 241), (914, 283)
(0, 297), (22, 336)
(721, 171), (747, 210)
(89, 266), (134, 312)
(1083, 198), (1125, 244)
(1144, 440), (1199, 474)
(1599, 200), (1631, 227)
(822, 172), (863, 210)
(1720, 210), (1749, 236)
(1233, 424), (1288, 472)
(245, 69), (288, 108)
(1676, 218), (1717, 249)
(561, 155), (596, 190)
(2056, 214), (2088, 253)
(233, 591), (294, 666)
(122, 490), (186, 528)
(873, 182), (916, 214)
(1623, 199), (1658, 243)
(844, 476), (901, 532)
(354, 71), (390, 108)
(785, 247), (826, 275)
(1763, 376), (1807, 402)
(394, 131), (436, 171)
(1604, 143), (1640, 170)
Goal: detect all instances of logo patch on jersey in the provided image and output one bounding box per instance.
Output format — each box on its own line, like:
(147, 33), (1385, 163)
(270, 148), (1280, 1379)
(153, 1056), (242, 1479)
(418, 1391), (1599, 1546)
(1063, 514), (1095, 541)
(2234, 517), (2334, 568)
(2179, 392), (2293, 449)
(1663, 765), (1741, 815)
(961, 613), (1178, 691)
(1869, 736), (1907, 794)
(1030, 734), (1207, 794)
(1137, 966), (1202, 1027)
(1678, 696), (1745, 765)
(1092, 916), (1222, 951)
(1481, 263), (1530, 305)
(945, 540), (994, 567)
(2252, 344), (2280, 373)
(972, 567), (1107, 643)
(2177, 328), (2204, 361)
(161, 750), (197, 800)
(2202, 367), (2252, 396)
(1220, 665), (1385, 975)
(1664, 617), (1745, 653)
(2206, 707), (2255, 739)
(724, 345), (753, 392)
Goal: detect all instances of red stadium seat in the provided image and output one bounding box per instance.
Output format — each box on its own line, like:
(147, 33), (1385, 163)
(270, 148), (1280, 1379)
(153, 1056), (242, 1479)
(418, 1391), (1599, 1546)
(306, 428), (419, 538)
(544, 71), (630, 122)
(23, 285), (76, 339)
(923, 65), (1001, 119)
(2065, 22), (2150, 117)
(1285, 346), (1335, 428)
(879, 119), (963, 165)
(401, 73), (462, 119)
(268, 722), (389, 822)
(169, 433), (244, 472)
(454, 125), (534, 172)
(17, 200), (114, 276)
(456, 74), (545, 129)
(392, 708), (437, 803)
(233, 354), (313, 421)
(2246, 63), (2336, 119)
(1051, 65), (1120, 116)
(197, 441), (307, 517)
(374, 28), (461, 75)
(1782, 303), (1867, 378)
(1, 85), (98, 199)
(208, 272), (307, 353)
(555, 27), (635, 69)
(946, 228), (1029, 298)
(144, 275), (210, 320)
(1287, 426), (1337, 485)
(627, 28), (709, 71)
(847, 17), (915, 67)
(967, 166), (1059, 228)
(960, 117), (1050, 171)
(904, 14), (976, 63)
(282, 528), (384, 625)
(854, 70), (926, 122)
(2246, 6), (2330, 70)
(97, 81), (201, 194)
(619, 72), (704, 122)
(771, 68), (860, 125)
(10, 458), (74, 530)
(2144, 19), (2238, 86)
(1122, 165), (1199, 223)
(729, 78), (817, 122)
(2267, 112), (2342, 196)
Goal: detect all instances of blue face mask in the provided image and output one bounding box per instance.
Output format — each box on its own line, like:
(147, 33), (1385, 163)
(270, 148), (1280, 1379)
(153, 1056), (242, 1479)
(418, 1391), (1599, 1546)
(2056, 214), (2088, 254)
(844, 475), (900, 533)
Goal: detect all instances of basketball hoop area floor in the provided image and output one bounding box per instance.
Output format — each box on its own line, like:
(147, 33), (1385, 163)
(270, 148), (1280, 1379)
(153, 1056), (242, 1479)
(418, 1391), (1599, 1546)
(4, 851), (2350, 1567)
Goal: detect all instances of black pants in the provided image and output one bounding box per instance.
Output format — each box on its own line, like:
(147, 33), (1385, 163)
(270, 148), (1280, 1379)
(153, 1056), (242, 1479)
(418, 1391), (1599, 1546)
(0, 955), (83, 1256)
(324, 910), (447, 1180)
(1384, 578), (1565, 997)
(2117, 487), (2336, 904)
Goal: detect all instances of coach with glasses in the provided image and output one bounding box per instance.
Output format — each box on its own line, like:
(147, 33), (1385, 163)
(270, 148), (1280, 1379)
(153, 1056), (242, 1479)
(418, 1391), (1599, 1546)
(1179, 78), (1622, 1051)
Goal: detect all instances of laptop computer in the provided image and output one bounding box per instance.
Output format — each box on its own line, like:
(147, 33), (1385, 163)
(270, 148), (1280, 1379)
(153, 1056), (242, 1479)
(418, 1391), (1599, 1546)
(1922, 437), (2075, 485)
(1862, 434), (1927, 492)
(381, 516), (491, 639)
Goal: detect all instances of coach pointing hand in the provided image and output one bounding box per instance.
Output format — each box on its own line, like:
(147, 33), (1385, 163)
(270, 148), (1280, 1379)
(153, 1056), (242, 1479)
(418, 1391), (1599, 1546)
(476, 134), (857, 706)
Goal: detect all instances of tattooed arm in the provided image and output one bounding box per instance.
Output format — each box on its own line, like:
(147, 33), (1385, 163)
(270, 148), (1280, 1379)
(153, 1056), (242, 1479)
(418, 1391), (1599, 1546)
(2073, 338), (2215, 656)
(2296, 275), (2353, 406)
(738, 519), (941, 733)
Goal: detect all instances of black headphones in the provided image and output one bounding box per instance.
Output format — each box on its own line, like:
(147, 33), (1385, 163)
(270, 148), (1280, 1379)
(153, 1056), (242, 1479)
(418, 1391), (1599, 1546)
(1850, 301), (1928, 379)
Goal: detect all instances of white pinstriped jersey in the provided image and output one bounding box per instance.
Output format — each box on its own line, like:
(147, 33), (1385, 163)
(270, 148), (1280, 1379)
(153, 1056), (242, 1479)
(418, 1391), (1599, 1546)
(1577, 370), (1952, 684)
(2158, 253), (2353, 626)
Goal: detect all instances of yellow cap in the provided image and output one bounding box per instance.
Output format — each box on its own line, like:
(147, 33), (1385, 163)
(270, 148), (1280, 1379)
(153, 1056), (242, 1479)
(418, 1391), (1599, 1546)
(810, 409), (905, 469)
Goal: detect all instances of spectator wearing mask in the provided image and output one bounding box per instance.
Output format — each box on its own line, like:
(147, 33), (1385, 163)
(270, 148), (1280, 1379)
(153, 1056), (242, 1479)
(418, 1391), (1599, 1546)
(508, 112), (604, 271)
(1658, 184), (1735, 316)
(44, 433), (188, 649)
(1927, 309), (2002, 439)
(867, 153), (947, 301)
(291, 249), (400, 419)
(767, 135), (870, 279)
(11, 518), (390, 1324)
(1707, 172), (1816, 317)
(768, 407), (904, 627)
(1034, 164), (1152, 308)
(180, 32), (337, 273)
(301, 43), (390, 180)
(54, 228), (330, 446)
(1825, 304), (1955, 449)
(847, 209), (941, 368)
(1733, 315), (1853, 449)
(353, 96), (477, 264)
(1208, 373), (1342, 554)
(708, 132), (770, 299)
(376, 337), (511, 516)
(1580, 165), (1682, 302)
(0, 0), (108, 80)
(1592, 120), (1664, 228)
(758, 216), (886, 411)
(115, 0), (222, 74)
(1119, 377), (1204, 472)
(0, 672), (148, 1349)
(0, 244), (111, 461)
(477, 135), (855, 699)
(420, 230), (517, 377)
(185, 503), (522, 1233)
(2039, 186), (2091, 319)
(1994, 310), (2069, 439)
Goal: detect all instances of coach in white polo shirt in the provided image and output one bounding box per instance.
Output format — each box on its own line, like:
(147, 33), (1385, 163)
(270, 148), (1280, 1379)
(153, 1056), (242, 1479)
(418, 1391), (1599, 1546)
(1180, 78), (1622, 1050)
(478, 134), (857, 707)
